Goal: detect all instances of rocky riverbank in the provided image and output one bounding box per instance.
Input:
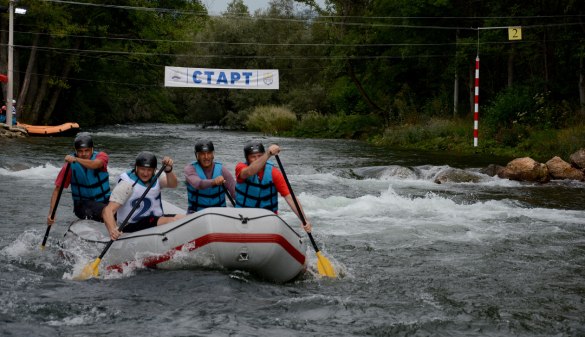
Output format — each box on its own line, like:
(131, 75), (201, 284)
(0, 123), (27, 138)
(480, 149), (585, 183)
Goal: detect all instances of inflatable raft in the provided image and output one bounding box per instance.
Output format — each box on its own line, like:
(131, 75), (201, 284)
(64, 207), (308, 283)
(17, 122), (79, 136)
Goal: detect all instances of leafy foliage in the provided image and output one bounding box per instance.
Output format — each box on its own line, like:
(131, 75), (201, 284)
(292, 112), (382, 139)
(245, 105), (297, 133)
(3, 0), (584, 155)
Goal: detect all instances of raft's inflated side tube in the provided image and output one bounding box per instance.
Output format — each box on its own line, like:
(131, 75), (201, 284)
(18, 122), (80, 136)
(65, 207), (307, 283)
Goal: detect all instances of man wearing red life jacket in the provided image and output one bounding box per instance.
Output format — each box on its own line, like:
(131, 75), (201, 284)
(47, 132), (110, 225)
(235, 141), (312, 233)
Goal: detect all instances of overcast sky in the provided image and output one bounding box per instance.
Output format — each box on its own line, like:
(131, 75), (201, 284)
(201, 0), (324, 15)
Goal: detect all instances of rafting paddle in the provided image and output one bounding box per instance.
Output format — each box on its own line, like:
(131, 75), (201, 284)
(222, 184), (236, 207)
(275, 155), (336, 278)
(73, 164), (167, 280)
(41, 163), (71, 250)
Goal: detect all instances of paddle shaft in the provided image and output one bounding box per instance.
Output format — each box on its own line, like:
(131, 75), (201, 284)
(223, 184), (236, 207)
(274, 155), (322, 254)
(41, 163), (71, 247)
(96, 165), (167, 260)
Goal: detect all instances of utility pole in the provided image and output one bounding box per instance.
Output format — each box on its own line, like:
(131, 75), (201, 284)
(5, 1), (26, 127)
(6, 0), (14, 126)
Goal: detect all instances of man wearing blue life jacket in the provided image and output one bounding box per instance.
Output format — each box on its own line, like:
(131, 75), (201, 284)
(235, 141), (312, 233)
(102, 151), (185, 240)
(11, 99), (16, 126)
(47, 132), (110, 225)
(184, 140), (236, 213)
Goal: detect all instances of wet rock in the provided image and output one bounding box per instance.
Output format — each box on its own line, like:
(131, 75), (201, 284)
(569, 148), (585, 170)
(353, 165), (416, 179)
(479, 164), (505, 177)
(545, 156), (585, 181)
(433, 167), (482, 184)
(379, 165), (417, 179)
(497, 157), (550, 183)
(0, 124), (27, 138)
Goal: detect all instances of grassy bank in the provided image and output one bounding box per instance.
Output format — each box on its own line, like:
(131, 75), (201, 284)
(244, 106), (381, 140)
(244, 105), (585, 163)
(371, 118), (585, 163)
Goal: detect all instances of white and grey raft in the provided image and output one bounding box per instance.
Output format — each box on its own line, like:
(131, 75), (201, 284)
(64, 207), (308, 283)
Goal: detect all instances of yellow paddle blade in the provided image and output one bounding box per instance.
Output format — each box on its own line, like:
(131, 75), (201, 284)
(73, 258), (101, 281)
(316, 251), (336, 278)
(40, 245), (45, 251)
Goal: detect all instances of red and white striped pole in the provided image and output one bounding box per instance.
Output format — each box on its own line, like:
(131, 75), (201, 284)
(473, 56), (480, 147)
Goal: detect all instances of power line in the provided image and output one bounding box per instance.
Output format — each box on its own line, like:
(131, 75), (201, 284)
(317, 14), (585, 20)
(10, 43), (453, 59)
(5, 25), (577, 51)
(0, 28), (500, 48)
(40, 0), (197, 14)
(10, 1), (582, 89)
(6, 39), (551, 62)
(3, 29), (450, 47)
(39, 0), (585, 30)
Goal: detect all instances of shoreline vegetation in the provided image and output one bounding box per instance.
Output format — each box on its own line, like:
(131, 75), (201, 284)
(4, 0), (584, 168)
(7, 1), (584, 140)
(241, 105), (585, 166)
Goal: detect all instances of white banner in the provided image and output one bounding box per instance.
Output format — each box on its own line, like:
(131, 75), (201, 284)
(164, 66), (279, 90)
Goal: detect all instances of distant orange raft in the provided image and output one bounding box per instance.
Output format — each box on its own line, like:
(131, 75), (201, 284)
(17, 122), (80, 136)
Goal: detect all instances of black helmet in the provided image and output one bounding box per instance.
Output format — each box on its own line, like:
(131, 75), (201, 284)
(195, 140), (214, 153)
(74, 132), (93, 149)
(135, 151), (157, 168)
(244, 141), (265, 157)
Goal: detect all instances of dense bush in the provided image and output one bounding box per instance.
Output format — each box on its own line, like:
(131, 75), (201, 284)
(291, 112), (382, 139)
(221, 110), (249, 130)
(245, 105), (297, 134)
(483, 85), (535, 132)
(372, 115), (585, 161)
(480, 85), (575, 147)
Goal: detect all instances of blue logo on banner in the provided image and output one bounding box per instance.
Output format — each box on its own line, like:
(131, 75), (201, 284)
(193, 70), (254, 86)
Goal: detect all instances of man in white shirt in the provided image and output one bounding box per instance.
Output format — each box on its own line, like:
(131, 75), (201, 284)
(102, 151), (185, 240)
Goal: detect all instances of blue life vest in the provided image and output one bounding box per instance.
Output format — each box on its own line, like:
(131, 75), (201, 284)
(70, 152), (111, 202)
(186, 162), (226, 213)
(235, 162), (278, 212)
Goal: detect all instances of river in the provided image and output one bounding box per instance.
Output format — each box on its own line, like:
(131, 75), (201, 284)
(1, 124), (584, 336)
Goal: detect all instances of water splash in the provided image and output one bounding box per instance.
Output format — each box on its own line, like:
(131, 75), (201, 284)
(0, 163), (60, 180)
(1, 230), (62, 272)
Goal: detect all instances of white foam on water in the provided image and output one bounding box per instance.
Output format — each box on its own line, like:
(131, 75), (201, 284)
(0, 230), (60, 271)
(46, 307), (107, 326)
(293, 184), (585, 241)
(1, 231), (38, 257)
(275, 293), (348, 307)
(350, 164), (536, 188)
(291, 172), (394, 196)
(91, 131), (137, 138)
(0, 162), (163, 191)
(0, 163), (61, 180)
(92, 128), (184, 139)
(102, 261), (142, 280)
(62, 256), (141, 281)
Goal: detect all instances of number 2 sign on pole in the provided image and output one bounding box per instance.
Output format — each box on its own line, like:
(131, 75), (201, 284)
(508, 27), (522, 40)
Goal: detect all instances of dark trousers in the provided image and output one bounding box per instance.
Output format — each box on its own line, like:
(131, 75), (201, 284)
(73, 200), (107, 222)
